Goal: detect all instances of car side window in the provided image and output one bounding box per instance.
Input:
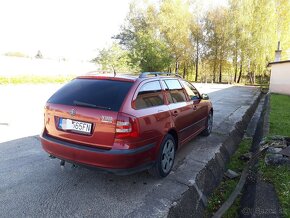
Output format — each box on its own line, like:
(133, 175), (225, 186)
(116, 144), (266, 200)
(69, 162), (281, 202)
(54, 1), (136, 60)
(180, 80), (200, 100)
(135, 81), (164, 109)
(163, 79), (187, 104)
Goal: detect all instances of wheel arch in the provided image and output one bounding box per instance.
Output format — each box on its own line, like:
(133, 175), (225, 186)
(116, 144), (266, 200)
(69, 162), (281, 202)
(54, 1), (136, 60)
(167, 128), (179, 150)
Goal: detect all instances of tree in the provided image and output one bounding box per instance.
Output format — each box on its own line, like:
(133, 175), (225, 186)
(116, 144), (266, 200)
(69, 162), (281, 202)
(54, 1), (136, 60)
(114, 2), (172, 72)
(158, 0), (193, 74)
(106, 0), (290, 83)
(228, 0), (290, 84)
(93, 43), (134, 73)
(190, 18), (203, 81)
(35, 50), (43, 59)
(203, 7), (231, 83)
(274, 0), (290, 60)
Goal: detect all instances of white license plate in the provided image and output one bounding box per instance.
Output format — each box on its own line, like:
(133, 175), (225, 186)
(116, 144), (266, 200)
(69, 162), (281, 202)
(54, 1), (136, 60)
(59, 118), (92, 134)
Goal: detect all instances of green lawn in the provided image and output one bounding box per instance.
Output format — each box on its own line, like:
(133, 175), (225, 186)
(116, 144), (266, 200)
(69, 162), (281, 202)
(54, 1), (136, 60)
(206, 139), (252, 217)
(206, 94), (290, 217)
(259, 162), (290, 217)
(269, 94), (290, 136)
(260, 93), (290, 217)
(0, 75), (75, 84)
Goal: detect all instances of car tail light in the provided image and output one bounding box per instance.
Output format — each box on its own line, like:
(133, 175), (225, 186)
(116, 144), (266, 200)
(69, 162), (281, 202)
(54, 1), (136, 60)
(115, 113), (139, 138)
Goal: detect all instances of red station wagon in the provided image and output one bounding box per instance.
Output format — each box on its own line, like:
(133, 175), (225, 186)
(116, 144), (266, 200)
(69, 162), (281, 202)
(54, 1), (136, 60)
(40, 72), (213, 177)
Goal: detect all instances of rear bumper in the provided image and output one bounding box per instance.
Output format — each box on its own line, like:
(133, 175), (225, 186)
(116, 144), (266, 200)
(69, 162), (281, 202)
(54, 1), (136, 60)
(40, 133), (156, 174)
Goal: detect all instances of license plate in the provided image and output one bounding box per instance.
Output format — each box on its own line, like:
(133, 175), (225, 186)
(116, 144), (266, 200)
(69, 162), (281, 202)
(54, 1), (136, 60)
(58, 118), (92, 134)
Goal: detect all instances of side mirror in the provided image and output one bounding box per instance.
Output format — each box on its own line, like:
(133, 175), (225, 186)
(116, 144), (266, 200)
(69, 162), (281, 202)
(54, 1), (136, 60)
(201, 93), (209, 100)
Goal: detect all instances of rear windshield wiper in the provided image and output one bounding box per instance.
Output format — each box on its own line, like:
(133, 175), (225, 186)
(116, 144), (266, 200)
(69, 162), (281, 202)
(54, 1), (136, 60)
(73, 100), (111, 110)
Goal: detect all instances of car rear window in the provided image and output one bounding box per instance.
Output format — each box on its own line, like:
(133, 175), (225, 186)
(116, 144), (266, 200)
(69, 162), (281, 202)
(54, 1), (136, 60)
(47, 78), (133, 111)
(163, 79), (187, 103)
(135, 81), (164, 109)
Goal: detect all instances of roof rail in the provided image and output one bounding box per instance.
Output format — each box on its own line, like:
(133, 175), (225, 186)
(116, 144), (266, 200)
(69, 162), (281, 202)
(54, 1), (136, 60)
(139, 72), (183, 78)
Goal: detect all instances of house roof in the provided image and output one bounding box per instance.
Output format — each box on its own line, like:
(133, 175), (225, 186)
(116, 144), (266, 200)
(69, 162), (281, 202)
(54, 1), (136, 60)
(267, 60), (290, 67)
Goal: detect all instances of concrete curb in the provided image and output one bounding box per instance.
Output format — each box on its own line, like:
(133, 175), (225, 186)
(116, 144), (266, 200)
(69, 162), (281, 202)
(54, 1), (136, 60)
(263, 93), (270, 136)
(127, 90), (262, 218)
(168, 91), (262, 217)
(239, 93), (282, 218)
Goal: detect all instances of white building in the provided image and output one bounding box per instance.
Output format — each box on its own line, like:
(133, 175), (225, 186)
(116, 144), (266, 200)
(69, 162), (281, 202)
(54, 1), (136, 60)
(268, 43), (290, 96)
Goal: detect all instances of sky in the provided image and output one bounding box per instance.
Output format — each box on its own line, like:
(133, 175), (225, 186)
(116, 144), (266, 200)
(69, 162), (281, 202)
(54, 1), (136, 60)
(0, 0), (227, 61)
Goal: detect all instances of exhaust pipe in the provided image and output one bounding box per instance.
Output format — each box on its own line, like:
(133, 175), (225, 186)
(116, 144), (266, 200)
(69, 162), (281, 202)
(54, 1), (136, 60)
(60, 160), (65, 170)
(49, 154), (55, 159)
(60, 160), (65, 166)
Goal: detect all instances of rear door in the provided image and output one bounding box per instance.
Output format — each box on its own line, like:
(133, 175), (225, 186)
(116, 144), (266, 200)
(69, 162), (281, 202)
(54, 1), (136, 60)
(162, 79), (195, 144)
(131, 80), (170, 141)
(44, 78), (133, 149)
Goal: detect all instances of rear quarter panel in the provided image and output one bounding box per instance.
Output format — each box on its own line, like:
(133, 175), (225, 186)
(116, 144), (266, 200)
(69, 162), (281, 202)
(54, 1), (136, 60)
(117, 79), (174, 158)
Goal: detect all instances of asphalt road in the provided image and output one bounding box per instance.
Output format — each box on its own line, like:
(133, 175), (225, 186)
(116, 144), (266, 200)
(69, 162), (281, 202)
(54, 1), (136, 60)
(0, 84), (258, 217)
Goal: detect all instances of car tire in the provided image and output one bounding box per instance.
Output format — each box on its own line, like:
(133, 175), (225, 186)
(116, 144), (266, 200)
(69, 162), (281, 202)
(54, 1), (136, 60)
(149, 134), (176, 178)
(201, 111), (213, 136)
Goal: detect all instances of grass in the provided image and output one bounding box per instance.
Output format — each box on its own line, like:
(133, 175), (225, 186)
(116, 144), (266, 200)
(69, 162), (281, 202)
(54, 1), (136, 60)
(206, 139), (252, 217)
(258, 93), (290, 217)
(259, 161), (290, 217)
(269, 94), (290, 137)
(206, 94), (290, 217)
(0, 75), (75, 84)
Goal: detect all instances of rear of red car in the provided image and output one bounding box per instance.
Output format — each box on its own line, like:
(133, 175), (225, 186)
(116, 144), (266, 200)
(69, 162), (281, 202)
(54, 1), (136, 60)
(40, 76), (158, 174)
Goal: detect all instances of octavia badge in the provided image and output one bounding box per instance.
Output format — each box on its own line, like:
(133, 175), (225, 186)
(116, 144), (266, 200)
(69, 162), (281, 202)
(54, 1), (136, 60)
(70, 109), (76, 116)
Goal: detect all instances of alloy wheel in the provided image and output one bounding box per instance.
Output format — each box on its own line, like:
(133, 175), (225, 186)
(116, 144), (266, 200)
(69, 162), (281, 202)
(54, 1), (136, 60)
(161, 139), (175, 174)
